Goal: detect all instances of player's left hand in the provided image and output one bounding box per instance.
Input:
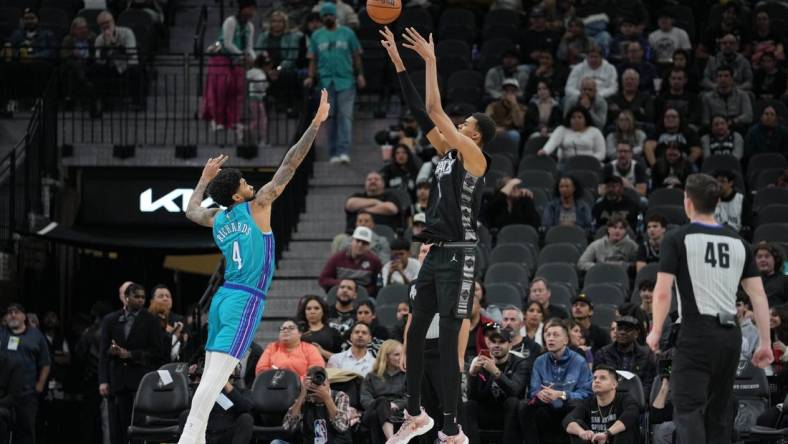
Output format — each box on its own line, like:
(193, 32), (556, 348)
(752, 344), (775, 369)
(401, 27), (435, 61)
(313, 89), (330, 124)
(200, 154), (228, 181)
(646, 329), (661, 353)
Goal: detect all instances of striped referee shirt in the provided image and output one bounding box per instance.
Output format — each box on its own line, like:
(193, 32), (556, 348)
(659, 222), (759, 319)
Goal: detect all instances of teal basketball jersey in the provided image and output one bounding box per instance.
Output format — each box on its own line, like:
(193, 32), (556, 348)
(212, 202), (275, 292)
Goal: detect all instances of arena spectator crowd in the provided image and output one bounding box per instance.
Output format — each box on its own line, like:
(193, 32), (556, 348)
(2, 0), (788, 443)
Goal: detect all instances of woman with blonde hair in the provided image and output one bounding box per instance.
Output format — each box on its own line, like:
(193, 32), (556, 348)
(360, 339), (407, 443)
(605, 109), (647, 159)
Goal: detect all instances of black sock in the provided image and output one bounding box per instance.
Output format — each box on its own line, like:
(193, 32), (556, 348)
(438, 316), (462, 435)
(443, 413), (459, 436)
(406, 310), (432, 417)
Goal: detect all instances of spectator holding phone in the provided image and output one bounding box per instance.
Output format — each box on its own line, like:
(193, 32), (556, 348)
(281, 366), (352, 443)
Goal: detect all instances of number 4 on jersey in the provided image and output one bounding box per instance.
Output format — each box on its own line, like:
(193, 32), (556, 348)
(704, 242), (729, 268)
(232, 241), (243, 270)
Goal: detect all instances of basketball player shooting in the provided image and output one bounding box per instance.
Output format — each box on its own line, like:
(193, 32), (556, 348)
(177, 89), (330, 444)
(380, 27), (495, 444)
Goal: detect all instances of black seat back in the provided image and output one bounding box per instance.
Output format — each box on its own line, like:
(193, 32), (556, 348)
(251, 369), (301, 415)
(132, 370), (190, 418)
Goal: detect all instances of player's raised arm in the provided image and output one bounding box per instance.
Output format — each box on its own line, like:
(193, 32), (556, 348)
(402, 27), (487, 177)
(254, 89), (330, 207)
(380, 26), (450, 154)
(186, 155), (227, 227)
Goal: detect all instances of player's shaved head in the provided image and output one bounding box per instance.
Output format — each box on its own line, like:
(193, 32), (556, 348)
(207, 168), (243, 207)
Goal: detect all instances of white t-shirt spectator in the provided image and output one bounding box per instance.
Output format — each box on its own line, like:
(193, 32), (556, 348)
(648, 27), (692, 64)
(327, 349), (375, 376)
(381, 257), (421, 286)
(541, 125), (606, 161)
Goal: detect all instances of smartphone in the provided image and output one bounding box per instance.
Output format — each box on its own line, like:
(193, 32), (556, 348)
(480, 349), (491, 358)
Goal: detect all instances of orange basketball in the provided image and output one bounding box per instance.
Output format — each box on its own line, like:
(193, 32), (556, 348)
(366, 0), (402, 25)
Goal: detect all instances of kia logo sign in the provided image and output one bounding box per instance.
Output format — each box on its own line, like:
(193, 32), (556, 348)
(139, 188), (219, 213)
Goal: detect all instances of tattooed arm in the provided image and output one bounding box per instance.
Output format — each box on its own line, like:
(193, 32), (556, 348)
(186, 155), (227, 227)
(254, 89), (330, 207)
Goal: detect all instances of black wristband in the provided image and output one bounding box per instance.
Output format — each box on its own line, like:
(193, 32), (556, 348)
(396, 71), (435, 134)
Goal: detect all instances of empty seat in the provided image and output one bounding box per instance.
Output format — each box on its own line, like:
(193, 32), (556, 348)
(583, 283), (626, 307)
(536, 263), (580, 292)
(733, 361), (771, 440)
(753, 187), (788, 212)
(753, 223), (788, 244)
(490, 243), (536, 274)
(487, 135), (519, 164)
(544, 225), (588, 251)
(437, 8), (476, 43)
(757, 204), (788, 226)
(700, 154), (743, 175)
(647, 205), (689, 225)
(484, 263), (530, 296)
(753, 168), (784, 191)
(436, 39), (471, 62)
(523, 136), (548, 156)
(395, 7), (434, 37)
(326, 284), (370, 306)
(478, 38), (515, 72)
(648, 188), (684, 207)
(484, 169), (508, 193)
(38, 7), (69, 38)
(747, 153), (786, 182)
(497, 224), (539, 249)
(127, 370), (190, 442)
(485, 282), (523, 308)
(447, 69), (484, 95)
(489, 152), (516, 176)
(376, 304), (400, 328)
(538, 243), (582, 267)
(585, 263), (630, 295)
(159, 362), (189, 378)
(564, 155), (603, 178)
(0, 8), (21, 39)
(531, 188), (549, 214)
(483, 9), (520, 30)
(518, 169), (555, 191)
(591, 304), (617, 328)
(569, 170), (601, 196)
(376, 283), (410, 306)
(251, 369), (301, 440)
(633, 262), (659, 300)
(519, 155), (558, 178)
(548, 282), (574, 307)
(372, 224), (397, 245)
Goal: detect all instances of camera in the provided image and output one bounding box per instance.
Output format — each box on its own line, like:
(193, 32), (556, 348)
(308, 366), (327, 386)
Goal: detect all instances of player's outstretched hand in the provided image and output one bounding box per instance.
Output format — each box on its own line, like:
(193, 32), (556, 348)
(380, 26), (404, 68)
(201, 154), (228, 181)
(401, 27), (435, 61)
(313, 89), (330, 124)
(752, 344), (775, 369)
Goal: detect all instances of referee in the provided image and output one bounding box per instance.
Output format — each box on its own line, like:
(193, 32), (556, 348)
(646, 173), (773, 444)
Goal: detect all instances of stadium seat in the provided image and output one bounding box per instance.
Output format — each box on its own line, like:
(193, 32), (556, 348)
(251, 369), (301, 440)
(484, 263), (530, 296)
(664, 3), (695, 42)
(754, 168), (784, 191)
(632, 263), (659, 301)
(38, 7), (70, 39)
(127, 370), (190, 442)
(159, 362), (189, 378)
(372, 224), (397, 246)
(376, 304), (400, 327)
(519, 155), (558, 178)
(564, 155), (603, 179)
(485, 282), (523, 308)
(523, 136), (549, 156)
(747, 153), (786, 183)
(701, 154), (743, 175)
(484, 169), (509, 193)
(733, 361), (771, 440)
(530, 188), (549, 214)
(326, 285), (370, 306)
(517, 169), (555, 192)
(569, 170), (601, 196)
(77, 8), (103, 35)
(356, 9), (380, 41)
(0, 8), (21, 40)
(489, 153), (516, 176)
(447, 69), (485, 108)
(538, 243), (582, 267)
(648, 188), (684, 207)
(437, 8), (476, 43)
(376, 283), (410, 306)
(535, 263), (580, 292)
(482, 9), (520, 41)
(487, 135), (519, 164)
(395, 7), (434, 38)
(754, 187), (788, 212)
(750, 393), (788, 441)
(497, 224), (540, 249)
(583, 283), (626, 307)
(647, 205), (689, 225)
(548, 282), (574, 307)
(753, 223), (788, 244)
(591, 304), (617, 328)
(478, 38), (515, 72)
(490, 243), (536, 275)
(436, 39), (471, 62)
(757, 204), (788, 227)
(615, 371), (646, 412)
(585, 263), (630, 295)
(544, 225), (588, 251)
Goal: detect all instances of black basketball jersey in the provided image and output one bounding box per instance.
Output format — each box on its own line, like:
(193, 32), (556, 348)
(659, 222), (759, 319)
(421, 150), (490, 243)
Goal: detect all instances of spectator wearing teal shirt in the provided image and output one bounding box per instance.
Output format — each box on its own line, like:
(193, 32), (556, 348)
(305, 2), (365, 164)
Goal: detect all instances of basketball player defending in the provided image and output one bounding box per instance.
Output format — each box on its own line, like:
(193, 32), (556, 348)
(381, 27), (496, 444)
(178, 90), (330, 444)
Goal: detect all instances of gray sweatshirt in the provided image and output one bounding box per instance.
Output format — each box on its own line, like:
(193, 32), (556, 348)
(578, 236), (639, 271)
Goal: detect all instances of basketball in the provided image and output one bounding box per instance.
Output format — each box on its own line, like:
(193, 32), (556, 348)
(366, 0), (402, 25)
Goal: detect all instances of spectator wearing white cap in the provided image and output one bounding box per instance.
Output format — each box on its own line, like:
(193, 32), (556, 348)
(319, 226), (383, 296)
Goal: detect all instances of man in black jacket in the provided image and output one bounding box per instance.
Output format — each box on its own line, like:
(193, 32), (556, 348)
(464, 327), (529, 444)
(594, 315), (656, 395)
(98, 283), (166, 444)
(0, 354), (23, 444)
(571, 294), (611, 352)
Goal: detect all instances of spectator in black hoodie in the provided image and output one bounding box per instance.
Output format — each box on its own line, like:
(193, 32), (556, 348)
(486, 177), (541, 232)
(594, 315), (657, 395)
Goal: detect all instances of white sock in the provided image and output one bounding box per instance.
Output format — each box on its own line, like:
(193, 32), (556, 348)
(193, 351), (215, 442)
(178, 352), (239, 444)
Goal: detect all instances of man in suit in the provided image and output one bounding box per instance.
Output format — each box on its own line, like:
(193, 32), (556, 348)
(98, 283), (166, 443)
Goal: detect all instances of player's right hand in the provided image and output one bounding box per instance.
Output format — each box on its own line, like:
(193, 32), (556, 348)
(752, 344), (775, 369)
(201, 154), (228, 181)
(645, 329), (660, 353)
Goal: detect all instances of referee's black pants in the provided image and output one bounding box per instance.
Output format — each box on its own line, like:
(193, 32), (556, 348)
(672, 315), (741, 444)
